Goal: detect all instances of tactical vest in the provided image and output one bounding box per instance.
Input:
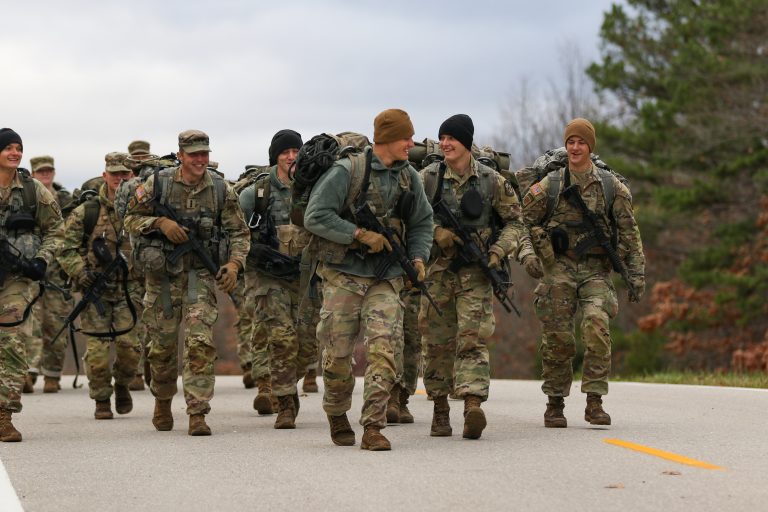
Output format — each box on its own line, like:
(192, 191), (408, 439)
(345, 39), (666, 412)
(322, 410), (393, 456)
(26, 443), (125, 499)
(422, 160), (497, 240)
(83, 200), (129, 274)
(146, 167), (229, 273)
(0, 169), (42, 260)
(307, 148), (412, 264)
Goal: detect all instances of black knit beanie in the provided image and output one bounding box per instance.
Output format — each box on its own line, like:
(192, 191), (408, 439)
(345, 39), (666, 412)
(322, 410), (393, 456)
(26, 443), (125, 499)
(269, 129), (303, 165)
(438, 114), (473, 151)
(0, 128), (23, 152)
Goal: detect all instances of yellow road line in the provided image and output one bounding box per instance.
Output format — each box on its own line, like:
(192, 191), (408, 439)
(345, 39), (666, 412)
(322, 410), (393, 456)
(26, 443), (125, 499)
(604, 439), (725, 470)
(414, 389), (426, 395)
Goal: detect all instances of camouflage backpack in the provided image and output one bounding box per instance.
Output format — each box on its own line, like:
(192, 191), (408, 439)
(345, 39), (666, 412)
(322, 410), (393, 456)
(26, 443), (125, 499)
(516, 147), (629, 224)
(233, 164), (271, 195)
(290, 131), (371, 227)
(407, 138), (512, 172)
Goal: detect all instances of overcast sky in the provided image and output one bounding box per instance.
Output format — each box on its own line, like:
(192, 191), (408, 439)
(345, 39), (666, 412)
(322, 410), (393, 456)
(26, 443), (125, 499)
(3, 0), (617, 191)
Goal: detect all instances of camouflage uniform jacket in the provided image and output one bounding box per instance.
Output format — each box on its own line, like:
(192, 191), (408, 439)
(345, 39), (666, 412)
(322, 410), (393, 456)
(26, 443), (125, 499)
(52, 182), (73, 216)
(521, 164), (645, 278)
(421, 156), (525, 273)
(57, 184), (132, 296)
(304, 153), (433, 279)
(0, 171), (63, 268)
(122, 166), (250, 271)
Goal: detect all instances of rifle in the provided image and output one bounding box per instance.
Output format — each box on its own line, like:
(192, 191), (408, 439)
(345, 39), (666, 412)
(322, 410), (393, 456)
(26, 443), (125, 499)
(246, 204), (301, 281)
(561, 184), (639, 302)
(352, 150), (443, 316)
(51, 237), (138, 387)
(0, 235), (45, 327)
(431, 163), (521, 316)
(154, 202), (238, 305)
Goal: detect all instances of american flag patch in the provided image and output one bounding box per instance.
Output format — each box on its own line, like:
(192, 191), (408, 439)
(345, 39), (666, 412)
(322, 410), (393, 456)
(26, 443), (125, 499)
(530, 183), (544, 196)
(135, 184), (147, 202)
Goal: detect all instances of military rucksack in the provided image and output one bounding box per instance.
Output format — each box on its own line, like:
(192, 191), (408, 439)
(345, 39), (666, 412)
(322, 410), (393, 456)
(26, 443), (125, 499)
(516, 147), (628, 224)
(233, 164), (271, 196)
(14, 168), (38, 218)
(407, 138), (512, 172)
(290, 131), (371, 227)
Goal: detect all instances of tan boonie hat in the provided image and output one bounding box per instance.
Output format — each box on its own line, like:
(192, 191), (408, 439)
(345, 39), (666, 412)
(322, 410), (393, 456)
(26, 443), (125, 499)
(105, 152), (130, 173)
(128, 140), (151, 156)
(178, 129), (211, 153)
(30, 155), (55, 173)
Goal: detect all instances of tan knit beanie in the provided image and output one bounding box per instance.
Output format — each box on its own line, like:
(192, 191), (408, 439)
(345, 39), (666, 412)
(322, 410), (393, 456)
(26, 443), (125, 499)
(373, 109), (415, 144)
(563, 118), (596, 151)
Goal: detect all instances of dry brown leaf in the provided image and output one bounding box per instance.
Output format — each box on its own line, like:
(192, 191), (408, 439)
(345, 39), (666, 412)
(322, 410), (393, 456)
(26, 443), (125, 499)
(605, 483), (625, 489)
(662, 471), (682, 476)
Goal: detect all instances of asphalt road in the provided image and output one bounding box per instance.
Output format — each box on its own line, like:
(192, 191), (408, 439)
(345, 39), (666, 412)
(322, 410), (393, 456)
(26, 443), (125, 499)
(1, 377), (766, 512)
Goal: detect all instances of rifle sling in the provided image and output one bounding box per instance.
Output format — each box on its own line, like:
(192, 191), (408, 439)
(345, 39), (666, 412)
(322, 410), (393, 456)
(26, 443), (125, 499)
(0, 281), (44, 327)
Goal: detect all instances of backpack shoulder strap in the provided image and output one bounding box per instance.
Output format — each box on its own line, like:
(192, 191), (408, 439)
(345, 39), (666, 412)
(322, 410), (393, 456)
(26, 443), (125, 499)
(596, 167), (616, 218)
(209, 170), (227, 221)
(81, 199), (101, 247)
(544, 169), (562, 221)
(251, 172), (272, 215)
(17, 168), (38, 216)
(343, 147), (369, 211)
(421, 162), (440, 202)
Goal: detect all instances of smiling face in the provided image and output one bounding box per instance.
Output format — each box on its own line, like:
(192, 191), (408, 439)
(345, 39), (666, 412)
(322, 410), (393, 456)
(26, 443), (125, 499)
(439, 134), (470, 168)
(374, 137), (415, 167)
(276, 148), (299, 181)
(566, 136), (592, 171)
(0, 143), (23, 172)
(178, 149), (210, 183)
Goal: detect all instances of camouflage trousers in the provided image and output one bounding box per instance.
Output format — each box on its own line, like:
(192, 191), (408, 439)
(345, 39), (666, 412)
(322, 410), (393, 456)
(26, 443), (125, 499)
(143, 269), (219, 416)
(129, 277), (147, 377)
(295, 257), (321, 378)
(419, 265), (494, 401)
(243, 270), (299, 396)
(81, 287), (142, 401)
(396, 288), (422, 395)
(233, 280), (270, 380)
(317, 265), (403, 429)
(0, 278), (38, 412)
(533, 256), (618, 397)
(26, 280), (73, 377)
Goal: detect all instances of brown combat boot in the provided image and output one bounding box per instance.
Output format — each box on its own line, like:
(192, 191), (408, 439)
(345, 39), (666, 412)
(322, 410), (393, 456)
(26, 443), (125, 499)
(430, 395), (452, 437)
(328, 414), (355, 446)
(386, 384), (401, 424)
(544, 396), (567, 428)
(399, 388), (414, 424)
(94, 399), (113, 420)
(23, 372), (35, 393)
(360, 425), (391, 451)
(114, 384), (133, 414)
(242, 363), (255, 389)
(188, 414), (211, 436)
(253, 376), (274, 415)
(152, 398), (173, 431)
(0, 410), (22, 442)
(462, 395), (487, 439)
(585, 393), (611, 425)
(128, 375), (145, 391)
(274, 395), (297, 429)
(302, 368), (318, 393)
(43, 376), (60, 394)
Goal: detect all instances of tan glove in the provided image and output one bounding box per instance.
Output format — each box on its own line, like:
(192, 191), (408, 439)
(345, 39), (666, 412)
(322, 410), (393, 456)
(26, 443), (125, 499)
(413, 259), (426, 282)
(355, 228), (391, 254)
(155, 217), (189, 244)
(434, 226), (462, 250)
(488, 252), (502, 269)
(629, 276), (645, 303)
(522, 254), (544, 279)
(216, 262), (239, 293)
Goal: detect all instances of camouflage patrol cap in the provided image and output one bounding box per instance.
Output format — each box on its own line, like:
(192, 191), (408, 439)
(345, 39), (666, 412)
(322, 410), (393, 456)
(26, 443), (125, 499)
(209, 161), (219, 169)
(105, 152), (130, 173)
(30, 155), (55, 173)
(178, 129), (211, 153)
(128, 140), (151, 156)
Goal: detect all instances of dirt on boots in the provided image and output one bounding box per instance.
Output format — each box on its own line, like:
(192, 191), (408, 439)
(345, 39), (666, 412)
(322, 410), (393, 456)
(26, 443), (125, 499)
(544, 396), (567, 428)
(585, 393), (611, 425)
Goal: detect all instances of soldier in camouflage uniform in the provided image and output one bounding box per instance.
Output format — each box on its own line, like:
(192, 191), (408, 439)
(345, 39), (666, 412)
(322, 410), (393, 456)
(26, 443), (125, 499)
(387, 286), (420, 423)
(21, 155), (74, 394)
(124, 140), (156, 391)
(418, 114), (525, 440)
(0, 128), (63, 442)
(522, 118), (645, 427)
(58, 153), (142, 419)
(239, 129), (308, 429)
(124, 130), (249, 436)
(304, 109), (433, 450)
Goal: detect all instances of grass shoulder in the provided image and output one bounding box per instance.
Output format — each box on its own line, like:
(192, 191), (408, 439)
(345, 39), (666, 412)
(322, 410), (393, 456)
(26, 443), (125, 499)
(614, 372), (768, 389)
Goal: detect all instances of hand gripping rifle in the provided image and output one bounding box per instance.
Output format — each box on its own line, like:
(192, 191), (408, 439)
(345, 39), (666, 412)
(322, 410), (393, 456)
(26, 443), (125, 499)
(431, 163), (521, 316)
(352, 150), (442, 315)
(51, 237), (138, 388)
(0, 235), (45, 327)
(246, 206), (301, 281)
(561, 184), (639, 302)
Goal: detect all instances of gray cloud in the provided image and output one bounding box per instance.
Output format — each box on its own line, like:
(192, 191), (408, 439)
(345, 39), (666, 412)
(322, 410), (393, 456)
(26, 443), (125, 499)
(2, 0), (617, 190)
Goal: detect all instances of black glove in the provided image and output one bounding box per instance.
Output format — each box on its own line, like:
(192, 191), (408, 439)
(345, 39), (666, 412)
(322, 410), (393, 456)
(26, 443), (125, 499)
(23, 257), (47, 281)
